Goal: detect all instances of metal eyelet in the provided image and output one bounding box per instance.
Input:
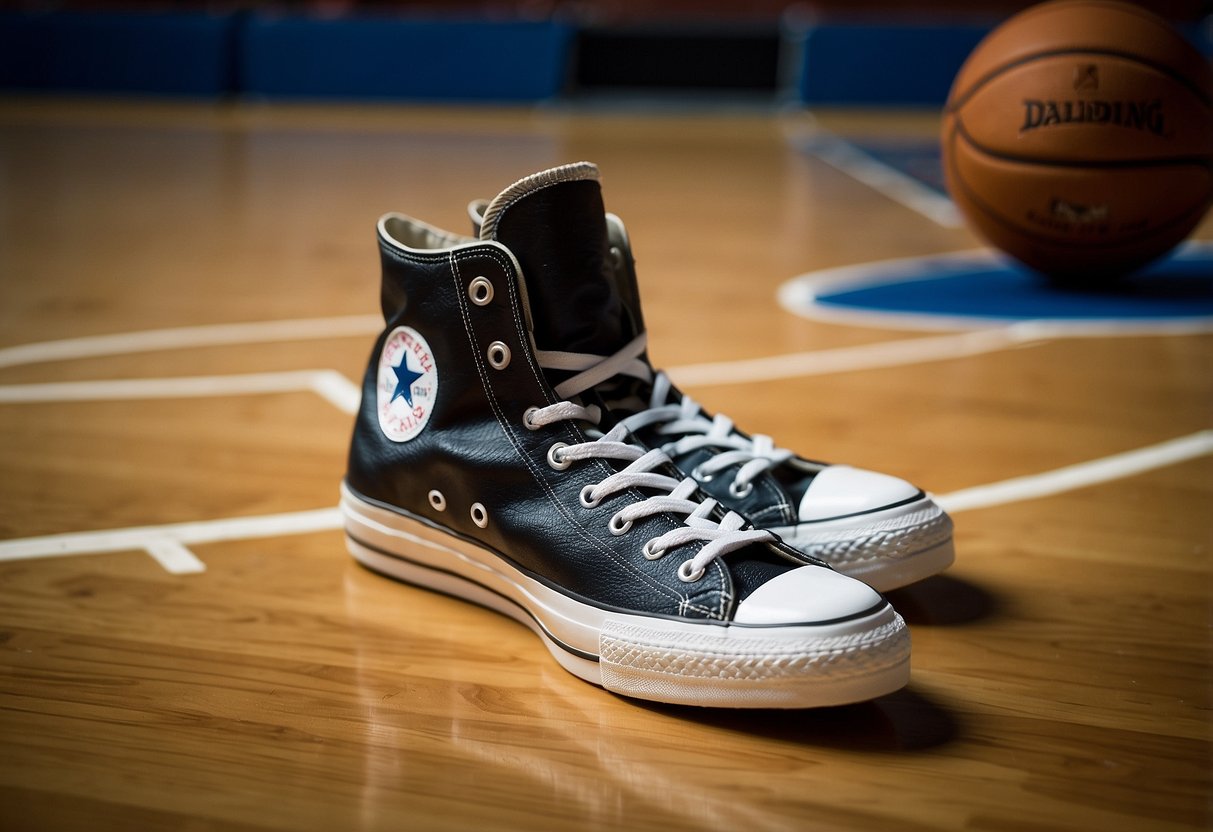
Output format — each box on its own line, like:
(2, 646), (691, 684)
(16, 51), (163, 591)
(470, 502), (489, 528)
(642, 539), (665, 560)
(468, 276), (494, 306)
(579, 484), (600, 508)
(547, 442), (571, 470)
(487, 341), (511, 370)
(427, 490), (447, 512)
(523, 406), (541, 430)
(677, 560), (705, 583)
(691, 465), (714, 483)
(608, 514), (633, 536)
(728, 480), (754, 498)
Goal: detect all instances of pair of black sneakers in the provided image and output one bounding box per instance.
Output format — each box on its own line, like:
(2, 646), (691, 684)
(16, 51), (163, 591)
(341, 163), (954, 708)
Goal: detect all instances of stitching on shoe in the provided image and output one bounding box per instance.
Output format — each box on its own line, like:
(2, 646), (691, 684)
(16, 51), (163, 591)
(480, 244), (729, 618)
(379, 240), (745, 619)
(748, 501), (790, 523)
(450, 248), (722, 619)
(451, 247), (697, 614)
(478, 162), (599, 240)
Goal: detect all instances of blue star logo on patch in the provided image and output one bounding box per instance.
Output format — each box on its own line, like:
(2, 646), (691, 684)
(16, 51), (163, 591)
(377, 326), (438, 443)
(390, 356), (424, 407)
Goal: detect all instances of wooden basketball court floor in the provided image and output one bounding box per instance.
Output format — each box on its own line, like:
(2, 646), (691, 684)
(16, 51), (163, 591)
(0, 98), (1210, 831)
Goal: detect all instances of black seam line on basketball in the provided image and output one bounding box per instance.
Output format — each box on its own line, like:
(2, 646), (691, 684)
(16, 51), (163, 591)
(948, 121), (1130, 252)
(347, 531), (601, 663)
(946, 117), (1213, 242)
(343, 483), (890, 628)
(798, 491), (928, 525)
(946, 123), (1213, 252)
(953, 117), (1213, 171)
(945, 47), (1213, 113)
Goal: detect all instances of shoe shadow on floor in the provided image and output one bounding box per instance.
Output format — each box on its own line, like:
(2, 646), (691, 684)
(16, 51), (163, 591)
(632, 685), (960, 753)
(885, 573), (1000, 627)
(623, 575), (1000, 752)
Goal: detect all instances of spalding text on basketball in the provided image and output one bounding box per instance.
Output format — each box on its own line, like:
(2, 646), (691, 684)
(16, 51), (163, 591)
(1020, 99), (1166, 136)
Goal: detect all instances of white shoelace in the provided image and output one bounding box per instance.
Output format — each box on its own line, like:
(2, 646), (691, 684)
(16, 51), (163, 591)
(530, 334), (772, 582)
(536, 334), (795, 499)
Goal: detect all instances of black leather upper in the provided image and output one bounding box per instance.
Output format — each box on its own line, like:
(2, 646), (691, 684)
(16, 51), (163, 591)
(490, 176), (645, 358)
(347, 176), (804, 621)
(476, 174), (817, 529)
(596, 219), (819, 529)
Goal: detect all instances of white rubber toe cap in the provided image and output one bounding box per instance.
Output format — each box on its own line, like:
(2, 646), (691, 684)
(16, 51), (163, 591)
(798, 465), (921, 522)
(734, 566), (885, 626)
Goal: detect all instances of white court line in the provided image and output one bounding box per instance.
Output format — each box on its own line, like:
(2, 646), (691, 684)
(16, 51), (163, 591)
(0, 313), (1050, 399)
(799, 132), (963, 229)
(934, 430), (1213, 513)
(1, 433), (1208, 574)
(1, 315), (1194, 398)
(145, 539), (207, 575)
(0, 314), (382, 370)
(0, 369), (362, 414)
(0, 508), (342, 575)
(310, 370), (363, 414)
(0, 333), (1029, 402)
(668, 326), (1040, 387)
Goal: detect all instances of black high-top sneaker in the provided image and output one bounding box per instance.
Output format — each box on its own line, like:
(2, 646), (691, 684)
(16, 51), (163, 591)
(342, 163), (910, 708)
(469, 165), (954, 593)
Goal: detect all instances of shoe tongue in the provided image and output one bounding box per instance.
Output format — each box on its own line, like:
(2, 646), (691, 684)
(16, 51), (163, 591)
(479, 162), (640, 357)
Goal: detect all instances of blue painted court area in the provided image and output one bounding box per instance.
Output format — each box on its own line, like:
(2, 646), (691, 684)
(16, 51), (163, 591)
(798, 137), (1213, 330)
(781, 245), (1213, 332)
(820, 251), (1213, 321)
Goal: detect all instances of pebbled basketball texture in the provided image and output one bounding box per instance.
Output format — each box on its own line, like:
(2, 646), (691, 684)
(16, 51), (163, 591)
(942, 0), (1213, 280)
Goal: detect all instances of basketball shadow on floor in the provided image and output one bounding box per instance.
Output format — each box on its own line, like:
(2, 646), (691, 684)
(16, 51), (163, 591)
(1049, 266), (1213, 302)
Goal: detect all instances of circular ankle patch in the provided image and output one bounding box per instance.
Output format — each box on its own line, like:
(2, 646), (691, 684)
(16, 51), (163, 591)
(377, 326), (438, 442)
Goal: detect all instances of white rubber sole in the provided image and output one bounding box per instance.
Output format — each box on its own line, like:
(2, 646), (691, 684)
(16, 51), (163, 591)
(341, 483), (910, 708)
(772, 497), (955, 592)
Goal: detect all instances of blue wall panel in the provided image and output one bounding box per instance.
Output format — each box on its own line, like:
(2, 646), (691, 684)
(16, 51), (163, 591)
(0, 11), (236, 96)
(240, 15), (573, 102)
(795, 19), (1211, 107)
(797, 24), (991, 106)
(4, 11), (1203, 106)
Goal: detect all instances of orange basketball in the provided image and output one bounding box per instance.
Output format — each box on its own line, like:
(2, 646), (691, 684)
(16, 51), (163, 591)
(941, 0), (1213, 280)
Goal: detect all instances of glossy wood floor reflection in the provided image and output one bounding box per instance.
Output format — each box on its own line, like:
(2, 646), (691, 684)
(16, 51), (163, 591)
(1, 98), (1210, 832)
